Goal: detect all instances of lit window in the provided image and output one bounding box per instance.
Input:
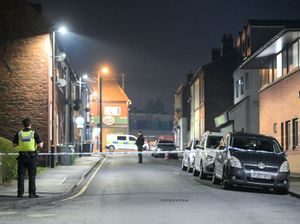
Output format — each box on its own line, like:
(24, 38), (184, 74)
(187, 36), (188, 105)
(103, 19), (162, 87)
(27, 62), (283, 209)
(277, 53), (282, 78)
(288, 42), (299, 72)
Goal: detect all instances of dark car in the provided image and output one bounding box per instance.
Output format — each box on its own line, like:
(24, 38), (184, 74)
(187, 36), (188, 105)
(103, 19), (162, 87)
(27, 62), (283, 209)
(152, 139), (178, 159)
(212, 132), (290, 194)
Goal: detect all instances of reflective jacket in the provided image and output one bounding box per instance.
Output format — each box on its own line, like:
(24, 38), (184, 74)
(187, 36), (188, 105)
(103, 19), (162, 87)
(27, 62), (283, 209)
(18, 130), (37, 151)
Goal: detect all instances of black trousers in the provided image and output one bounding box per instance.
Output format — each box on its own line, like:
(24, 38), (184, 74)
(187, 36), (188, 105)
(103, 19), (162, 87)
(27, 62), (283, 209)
(137, 146), (143, 163)
(17, 153), (37, 196)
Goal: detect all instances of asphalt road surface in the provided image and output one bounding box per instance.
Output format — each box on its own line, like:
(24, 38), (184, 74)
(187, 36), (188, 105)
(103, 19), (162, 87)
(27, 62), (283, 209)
(1, 154), (300, 224)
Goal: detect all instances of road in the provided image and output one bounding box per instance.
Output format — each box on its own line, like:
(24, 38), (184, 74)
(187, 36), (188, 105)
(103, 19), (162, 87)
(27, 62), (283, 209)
(1, 154), (300, 224)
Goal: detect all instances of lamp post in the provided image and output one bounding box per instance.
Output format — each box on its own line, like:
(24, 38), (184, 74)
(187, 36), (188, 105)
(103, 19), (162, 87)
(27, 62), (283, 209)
(51, 26), (67, 168)
(98, 67), (109, 152)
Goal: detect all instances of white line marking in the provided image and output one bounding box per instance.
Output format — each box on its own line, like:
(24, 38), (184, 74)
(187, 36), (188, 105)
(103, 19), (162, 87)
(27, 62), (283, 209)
(61, 157), (107, 201)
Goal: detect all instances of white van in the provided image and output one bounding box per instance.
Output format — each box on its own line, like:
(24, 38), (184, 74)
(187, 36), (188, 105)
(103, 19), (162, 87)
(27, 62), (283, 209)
(106, 134), (138, 151)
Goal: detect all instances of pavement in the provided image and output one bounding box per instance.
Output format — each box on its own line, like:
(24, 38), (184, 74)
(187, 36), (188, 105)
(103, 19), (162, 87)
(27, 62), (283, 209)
(0, 155), (103, 209)
(0, 155), (300, 210)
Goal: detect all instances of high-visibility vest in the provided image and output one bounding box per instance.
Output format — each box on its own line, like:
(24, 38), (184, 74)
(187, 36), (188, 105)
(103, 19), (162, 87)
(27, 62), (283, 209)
(18, 130), (37, 152)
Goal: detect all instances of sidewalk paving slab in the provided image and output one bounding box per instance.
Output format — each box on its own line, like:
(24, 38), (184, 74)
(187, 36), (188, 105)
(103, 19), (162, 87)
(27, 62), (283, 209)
(0, 155), (103, 209)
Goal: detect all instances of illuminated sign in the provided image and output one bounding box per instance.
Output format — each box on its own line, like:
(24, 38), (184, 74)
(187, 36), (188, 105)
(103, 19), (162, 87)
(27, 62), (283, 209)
(214, 113), (228, 128)
(103, 116), (115, 125)
(104, 106), (121, 116)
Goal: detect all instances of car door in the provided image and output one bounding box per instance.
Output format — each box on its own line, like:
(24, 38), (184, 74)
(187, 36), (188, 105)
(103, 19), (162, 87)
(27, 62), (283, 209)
(183, 141), (191, 166)
(195, 136), (205, 171)
(214, 135), (228, 178)
(128, 136), (137, 150)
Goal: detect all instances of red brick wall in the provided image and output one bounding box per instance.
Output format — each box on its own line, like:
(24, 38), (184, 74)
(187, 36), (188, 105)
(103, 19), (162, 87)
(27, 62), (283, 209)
(260, 70), (300, 141)
(260, 70), (300, 173)
(0, 34), (51, 150)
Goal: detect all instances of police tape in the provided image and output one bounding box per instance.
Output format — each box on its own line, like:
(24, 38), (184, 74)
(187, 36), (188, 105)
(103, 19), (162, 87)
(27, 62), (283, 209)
(0, 151), (185, 156)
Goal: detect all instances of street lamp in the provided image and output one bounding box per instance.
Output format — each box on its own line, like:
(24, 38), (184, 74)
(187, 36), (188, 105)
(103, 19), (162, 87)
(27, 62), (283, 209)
(98, 66), (109, 152)
(51, 26), (67, 167)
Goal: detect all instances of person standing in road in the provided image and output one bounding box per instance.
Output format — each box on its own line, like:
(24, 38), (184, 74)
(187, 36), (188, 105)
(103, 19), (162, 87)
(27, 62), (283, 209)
(136, 131), (144, 163)
(13, 118), (43, 198)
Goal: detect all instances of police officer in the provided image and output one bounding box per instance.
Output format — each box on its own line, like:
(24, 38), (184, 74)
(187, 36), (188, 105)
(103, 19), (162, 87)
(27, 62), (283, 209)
(135, 131), (144, 163)
(13, 118), (43, 198)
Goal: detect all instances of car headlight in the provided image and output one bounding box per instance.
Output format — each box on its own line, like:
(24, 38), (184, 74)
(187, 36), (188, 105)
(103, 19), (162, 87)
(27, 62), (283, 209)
(279, 161), (289, 172)
(228, 156), (242, 168)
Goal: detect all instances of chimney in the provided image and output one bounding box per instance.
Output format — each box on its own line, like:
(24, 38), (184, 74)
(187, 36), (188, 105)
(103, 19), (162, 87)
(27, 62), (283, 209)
(220, 33), (233, 57)
(211, 48), (220, 62)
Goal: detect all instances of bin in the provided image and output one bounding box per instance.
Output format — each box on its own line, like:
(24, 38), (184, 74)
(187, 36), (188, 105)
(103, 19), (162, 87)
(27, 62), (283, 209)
(82, 143), (93, 156)
(58, 145), (75, 165)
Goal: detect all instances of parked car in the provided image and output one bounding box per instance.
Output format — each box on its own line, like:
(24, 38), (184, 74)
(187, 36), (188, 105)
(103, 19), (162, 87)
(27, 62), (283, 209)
(193, 132), (223, 178)
(212, 132), (290, 194)
(152, 139), (178, 159)
(181, 138), (200, 172)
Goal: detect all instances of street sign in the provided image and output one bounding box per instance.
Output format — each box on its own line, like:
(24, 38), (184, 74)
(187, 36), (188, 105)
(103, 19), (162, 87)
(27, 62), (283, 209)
(76, 116), (85, 129)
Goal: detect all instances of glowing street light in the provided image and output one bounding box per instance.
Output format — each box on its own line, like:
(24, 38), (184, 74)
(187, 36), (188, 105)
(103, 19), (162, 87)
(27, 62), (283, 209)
(98, 66), (110, 152)
(50, 26), (68, 167)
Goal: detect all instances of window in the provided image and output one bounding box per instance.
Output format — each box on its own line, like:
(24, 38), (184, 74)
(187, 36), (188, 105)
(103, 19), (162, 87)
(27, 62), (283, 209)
(235, 80), (239, 97)
(285, 120), (291, 150)
(292, 118), (298, 150)
(260, 65), (269, 87)
(282, 50), (288, 75)
(281, 122), (284, 149)
(268, 61), (273, 83)
(240, 77), (244, 95)
(129, 137), (136, 141)
(117, 136), (126, 141)
(273, 57), (277, 80)
(277, 53), (282, 78)
(288, 42), (299, 72)
(245, 73), (249, 90)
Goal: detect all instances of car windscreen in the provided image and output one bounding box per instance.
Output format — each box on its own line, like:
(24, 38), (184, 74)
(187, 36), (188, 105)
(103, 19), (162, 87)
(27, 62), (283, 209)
(232, 136), (282, 153)
(206, 136), (222, 149)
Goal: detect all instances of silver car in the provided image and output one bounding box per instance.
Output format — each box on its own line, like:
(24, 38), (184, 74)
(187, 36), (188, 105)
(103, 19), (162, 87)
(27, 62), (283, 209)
(193, 132), (223, 178)
(181, 139), (200, 172)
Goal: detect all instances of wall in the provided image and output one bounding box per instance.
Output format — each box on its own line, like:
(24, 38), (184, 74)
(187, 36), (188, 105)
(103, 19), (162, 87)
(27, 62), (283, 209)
(0, 34), (51, 149)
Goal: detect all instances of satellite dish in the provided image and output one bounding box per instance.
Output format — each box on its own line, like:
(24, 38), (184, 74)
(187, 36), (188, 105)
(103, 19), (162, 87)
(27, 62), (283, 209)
(57, 79), (67, 87)
(56, 52), (67, 62)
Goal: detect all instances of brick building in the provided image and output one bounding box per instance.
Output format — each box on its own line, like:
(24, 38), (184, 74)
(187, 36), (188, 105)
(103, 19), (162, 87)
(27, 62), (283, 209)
(189, 34), (241, 140)
(0, 0), (50, 147)
(0, 0), (80, 163)
(241, 28), (300, 173)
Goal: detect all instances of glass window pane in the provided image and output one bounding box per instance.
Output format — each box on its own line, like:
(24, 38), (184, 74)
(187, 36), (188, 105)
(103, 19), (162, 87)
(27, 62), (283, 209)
(273, 57), (277, 79)
(277, 53), (282, 78)
(268, 61), (273, 83)
(282, 50), (287, 75)
(240, 77), (244, 95)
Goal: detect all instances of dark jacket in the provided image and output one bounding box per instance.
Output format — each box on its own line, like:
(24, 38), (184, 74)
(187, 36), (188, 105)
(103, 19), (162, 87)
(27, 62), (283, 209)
(136, 135), (145, 148)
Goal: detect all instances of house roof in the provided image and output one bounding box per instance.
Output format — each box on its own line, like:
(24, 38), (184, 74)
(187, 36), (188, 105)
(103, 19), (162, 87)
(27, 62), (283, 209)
(240, 28), (300, 69)
(102, 79), (130, 103)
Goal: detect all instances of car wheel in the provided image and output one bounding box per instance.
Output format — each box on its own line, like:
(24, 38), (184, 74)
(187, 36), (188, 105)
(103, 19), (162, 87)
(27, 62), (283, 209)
(193, 167), (200, 176)
(108, 145), (115, 151)
(181, 160), (187, 171)
(275, 187), (289, 195)
(199, 161), (207, 180)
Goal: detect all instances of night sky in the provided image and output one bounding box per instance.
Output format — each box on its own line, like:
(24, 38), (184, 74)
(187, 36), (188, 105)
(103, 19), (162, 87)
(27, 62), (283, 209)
(32, 0), (300, 113)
